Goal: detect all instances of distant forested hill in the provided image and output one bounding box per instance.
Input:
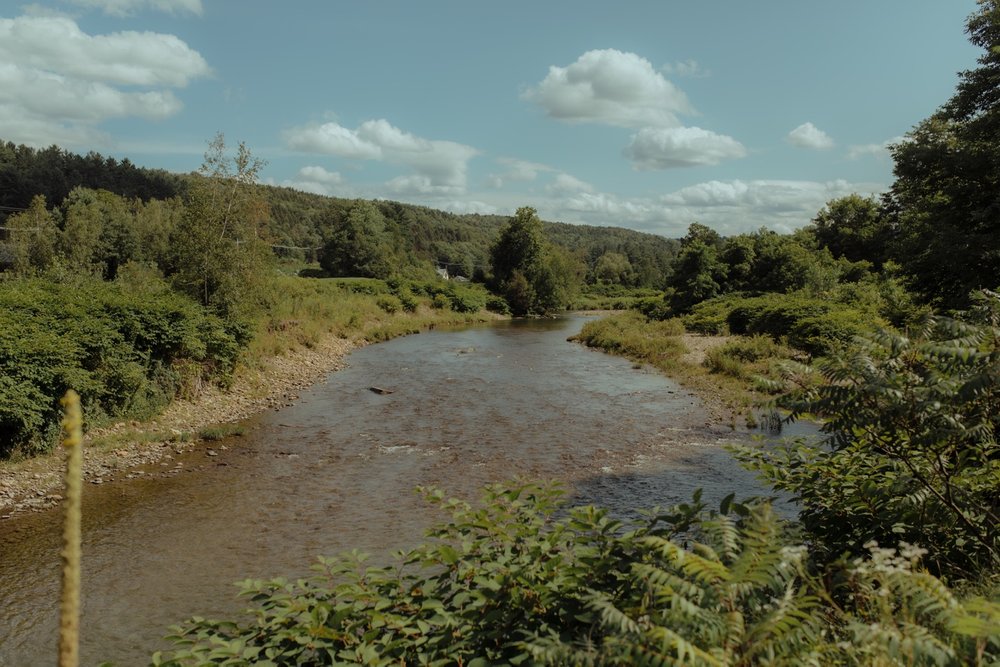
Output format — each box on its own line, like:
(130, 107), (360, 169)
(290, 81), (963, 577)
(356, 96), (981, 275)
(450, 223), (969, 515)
(0, 140), (678, 287)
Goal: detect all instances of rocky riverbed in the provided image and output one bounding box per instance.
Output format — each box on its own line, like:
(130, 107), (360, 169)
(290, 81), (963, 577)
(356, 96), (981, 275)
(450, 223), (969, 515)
(0, 329), (731, 520)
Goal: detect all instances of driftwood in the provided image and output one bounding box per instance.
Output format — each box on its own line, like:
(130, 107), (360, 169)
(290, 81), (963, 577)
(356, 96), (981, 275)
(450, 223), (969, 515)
(368, 386), (394, 395)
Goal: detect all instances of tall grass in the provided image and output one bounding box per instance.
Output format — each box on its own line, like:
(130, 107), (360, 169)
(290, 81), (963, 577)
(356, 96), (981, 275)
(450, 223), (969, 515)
(574, 312), (799, 422)
(245, 275), (498, 368)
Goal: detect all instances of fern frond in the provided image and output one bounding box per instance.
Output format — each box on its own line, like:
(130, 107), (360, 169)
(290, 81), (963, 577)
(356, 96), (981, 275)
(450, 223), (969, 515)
(643, 625), (724, 666)
(641, 536), (730, 584)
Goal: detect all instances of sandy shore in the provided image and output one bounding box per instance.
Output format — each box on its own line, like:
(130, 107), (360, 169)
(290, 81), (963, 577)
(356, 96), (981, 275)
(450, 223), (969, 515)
(0, 335), (357, 519)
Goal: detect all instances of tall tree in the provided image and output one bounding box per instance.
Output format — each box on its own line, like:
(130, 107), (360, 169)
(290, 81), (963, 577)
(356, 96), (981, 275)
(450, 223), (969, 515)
(319, 200), (394, 278)
(889, 0), (1000, 307)
(170, 134), (271, 317)
(489, 207), (580, 315)
(811, 194), (888, 266)
(5, 195), (58, 274)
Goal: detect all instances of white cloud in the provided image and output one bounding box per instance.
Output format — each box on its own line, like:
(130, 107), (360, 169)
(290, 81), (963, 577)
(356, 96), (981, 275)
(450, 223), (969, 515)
(297, 165), (342, 185)
(0, 64), (182, 121)
(274, 167), (351, 197)
(0, 15), (210, 87)
(285, 122), (382, 160)
(436, 200), (499, 215)
(523, 48), (694, 129)
(284, 118), (479, 192)
(787, 122), (834, 150)
(546, 172), (594, 194)
(490, 177), (884, 238)
(661, 59), (710, 78)
(624, 126), (746, 169)
(62, 0), (203, 16)
(847, 136), (904, 160)
(0, 13), (209, 148)
(488, 157), (553, 187)
(387, 174), (463, 196)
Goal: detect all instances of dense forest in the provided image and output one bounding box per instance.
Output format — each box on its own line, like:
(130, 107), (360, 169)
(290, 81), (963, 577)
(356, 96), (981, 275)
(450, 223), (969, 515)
(0, 142), (678, 289)
(2, 2), (1000, 663)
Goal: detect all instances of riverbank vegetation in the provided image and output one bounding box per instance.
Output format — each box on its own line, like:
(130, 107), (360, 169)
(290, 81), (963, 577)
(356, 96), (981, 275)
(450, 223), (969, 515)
(151, 3), (1000, 663)
(5, 1), (1000, 661)
(0, 136), (679, 461)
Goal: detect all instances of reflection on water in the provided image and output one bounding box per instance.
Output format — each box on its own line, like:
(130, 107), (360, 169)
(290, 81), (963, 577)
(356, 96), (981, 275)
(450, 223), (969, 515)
(0, 315), (801, 666)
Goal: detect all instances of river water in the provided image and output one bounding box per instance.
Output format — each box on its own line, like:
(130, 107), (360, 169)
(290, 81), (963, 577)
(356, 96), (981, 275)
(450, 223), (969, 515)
(0, 316), (792, 666)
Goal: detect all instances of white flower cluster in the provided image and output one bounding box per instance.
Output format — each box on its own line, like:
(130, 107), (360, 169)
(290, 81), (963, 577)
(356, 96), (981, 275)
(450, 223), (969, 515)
(852, 540), (928, 575)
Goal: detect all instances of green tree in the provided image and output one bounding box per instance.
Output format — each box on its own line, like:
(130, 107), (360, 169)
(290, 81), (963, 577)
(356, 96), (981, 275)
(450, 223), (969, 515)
(489, 207), (579, 315)
(811, 194), (888, 266)
(169, 134), (272, 317)
(666, 224), (729, 313)
(490, 206), (545, 287)
(133, 196), (184, 268)
(319, 200), (394, 278)
(60, 188), (139, 279)
(593, 251), (633, 284)
(888, 0), (1000, 307)
(738, 292), (1000, 574)
(5, 195), (58, 274)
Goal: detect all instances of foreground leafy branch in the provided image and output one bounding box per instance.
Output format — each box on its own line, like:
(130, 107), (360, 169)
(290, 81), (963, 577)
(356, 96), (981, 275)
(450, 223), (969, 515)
(152, 482), (998, 666)
(737, 291), (1000, 575)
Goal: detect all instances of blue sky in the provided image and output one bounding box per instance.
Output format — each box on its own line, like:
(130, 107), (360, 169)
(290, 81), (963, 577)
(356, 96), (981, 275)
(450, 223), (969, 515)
(0, 0), (981, 237)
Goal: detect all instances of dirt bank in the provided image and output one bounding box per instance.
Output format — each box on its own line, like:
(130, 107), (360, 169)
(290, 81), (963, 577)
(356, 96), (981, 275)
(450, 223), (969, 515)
(0, 335), (357, 519)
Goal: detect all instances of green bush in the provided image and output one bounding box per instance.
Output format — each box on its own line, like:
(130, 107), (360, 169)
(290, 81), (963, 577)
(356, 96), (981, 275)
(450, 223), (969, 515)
(787, 309), (872, 356)
(486, 295), (510, 315)
(375, 295), (402, 314)
(735, 294), (1000, 575)
(0, 277), (246, 457)
(397, 289), (419, 313)
(682, 293), (882, 356)
(153, 483), (1000, 666)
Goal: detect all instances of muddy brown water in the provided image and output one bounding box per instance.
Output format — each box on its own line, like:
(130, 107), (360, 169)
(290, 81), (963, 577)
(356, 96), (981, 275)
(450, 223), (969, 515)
(0, 316), (805, 666)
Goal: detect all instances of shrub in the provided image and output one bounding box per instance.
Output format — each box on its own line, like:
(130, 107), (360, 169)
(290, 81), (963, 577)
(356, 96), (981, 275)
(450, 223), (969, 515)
(683, 293), (883, 356)
(0, 277), (247, 457)
(375, 295), (402, 314)
(446, 287), (487, 314)
(735, 293), (1000, 575)
(486, 295), (510, 315)
(400, 292), (419, 312)
(153, 483), (1000, 666)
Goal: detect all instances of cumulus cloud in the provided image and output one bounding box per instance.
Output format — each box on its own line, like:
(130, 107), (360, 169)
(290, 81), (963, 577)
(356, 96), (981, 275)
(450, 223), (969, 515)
(62, 0), (203, 16)
(523, 48), (694, 129)
(284, 118), (479, 192)
(546, 172), (594, 194)
(847, 136), (904, 160)
(624, 126), (746, 169)
(525, 49), (744, 170)
(521, 177), (884, 238)
(787, 122), (834, 150)
(298, 165), (342, 185)
(0, 14), (209, 147)
(488, 157), (553, 187)
(0, 15), (209, 87)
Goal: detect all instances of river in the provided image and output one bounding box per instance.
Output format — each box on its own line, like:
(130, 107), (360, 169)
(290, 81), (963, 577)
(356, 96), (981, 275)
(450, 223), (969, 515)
(0, 315), (793, 666)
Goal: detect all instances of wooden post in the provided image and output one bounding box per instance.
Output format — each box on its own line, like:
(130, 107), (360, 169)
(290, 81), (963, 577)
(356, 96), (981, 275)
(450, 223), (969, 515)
(58, 390), (83, 667)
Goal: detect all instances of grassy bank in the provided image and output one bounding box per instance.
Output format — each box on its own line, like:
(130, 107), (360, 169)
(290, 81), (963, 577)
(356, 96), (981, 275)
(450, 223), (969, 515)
(0, 272), (499, 462)
(572, 311), (802, 426)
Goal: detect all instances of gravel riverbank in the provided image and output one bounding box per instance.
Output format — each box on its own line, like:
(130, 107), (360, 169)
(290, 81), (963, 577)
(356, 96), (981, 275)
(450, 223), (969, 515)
(0, 328), (730, 520)
(0, 335), (357, 519)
